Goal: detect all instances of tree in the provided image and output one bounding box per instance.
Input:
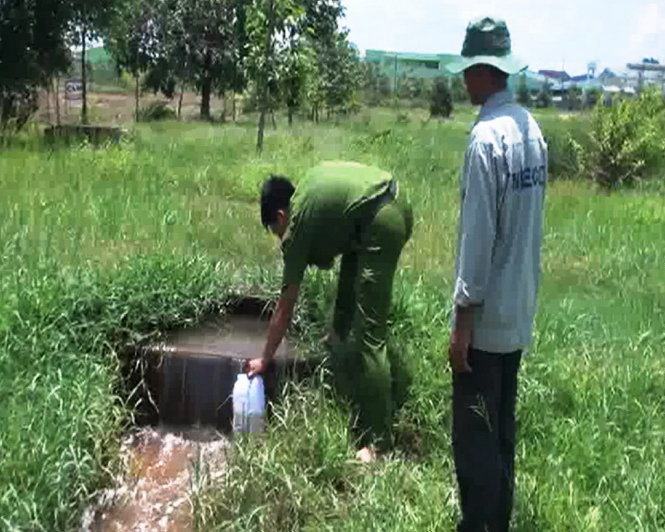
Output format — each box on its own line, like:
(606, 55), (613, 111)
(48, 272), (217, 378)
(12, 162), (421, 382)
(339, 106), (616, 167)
(106, 0), (163, 122)
(171, 0), (240, 120)
(280, 44), (307, 125)
(430, 77), (452, 118)
(516, 73), (530, 106)
(68, 0), (117, 124)
(246, 0), (304, 151)
(0, 0), (72, 130)
(536, 81), (552, 108)
(317, 31), (361, 116)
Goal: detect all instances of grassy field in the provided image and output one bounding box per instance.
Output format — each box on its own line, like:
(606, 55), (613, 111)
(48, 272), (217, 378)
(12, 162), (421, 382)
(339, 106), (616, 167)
(1, 106), (664, 530)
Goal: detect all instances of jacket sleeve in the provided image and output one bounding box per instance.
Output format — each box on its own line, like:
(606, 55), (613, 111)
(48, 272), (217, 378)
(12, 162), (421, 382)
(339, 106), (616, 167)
(453, 140), (498, 307)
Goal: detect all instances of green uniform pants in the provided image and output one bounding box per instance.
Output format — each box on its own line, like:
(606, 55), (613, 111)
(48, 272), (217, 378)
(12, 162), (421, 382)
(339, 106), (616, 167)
(331, 191), (413, 448)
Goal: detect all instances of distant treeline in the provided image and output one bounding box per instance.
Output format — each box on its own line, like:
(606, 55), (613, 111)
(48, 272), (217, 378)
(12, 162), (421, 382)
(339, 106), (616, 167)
(0, 0), (362, 150)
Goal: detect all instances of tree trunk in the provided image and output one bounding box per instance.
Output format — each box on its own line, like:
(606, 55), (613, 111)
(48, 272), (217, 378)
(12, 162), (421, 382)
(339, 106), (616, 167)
(46, 83), (52, 125)
(54, 77), (61, 126)
(81, 27), (88, 125)
(178, 84), (184, 120)
(271, 112), (276, 129)
(1, 94), (13, 128)
(288, 106), (293, 126)
(200, 79), (212, 120)
(200, 50), (213, 120)
(257, 106), (266, 152)
(134, 74), (140, 122)
(256, 0), (275, 152)
(232, 91), (237, 122)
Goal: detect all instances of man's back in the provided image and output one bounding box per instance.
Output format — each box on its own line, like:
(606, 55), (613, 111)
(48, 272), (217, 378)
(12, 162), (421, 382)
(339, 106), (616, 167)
(455, 90), (548, 353)
(282, 161), (393, 285)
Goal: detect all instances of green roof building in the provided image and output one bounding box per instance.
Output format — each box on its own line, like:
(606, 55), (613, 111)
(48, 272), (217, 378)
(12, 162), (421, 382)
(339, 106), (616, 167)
(364, 50), (546, 93)
(364, 50), (461, 88)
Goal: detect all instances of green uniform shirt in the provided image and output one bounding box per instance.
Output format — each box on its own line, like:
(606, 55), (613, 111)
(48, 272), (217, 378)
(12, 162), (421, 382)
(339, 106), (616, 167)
(281, 161), (393, 287)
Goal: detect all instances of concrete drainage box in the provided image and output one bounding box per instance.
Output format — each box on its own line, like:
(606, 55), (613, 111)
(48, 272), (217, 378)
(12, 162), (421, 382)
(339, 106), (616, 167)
(132, 297), (316, 433)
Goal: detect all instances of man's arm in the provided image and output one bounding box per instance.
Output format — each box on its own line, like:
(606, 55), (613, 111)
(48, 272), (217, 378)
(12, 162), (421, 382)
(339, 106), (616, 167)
(448, 140), (498, 374)
(449, 305), (475, 373)
(247, 283), (300, 376)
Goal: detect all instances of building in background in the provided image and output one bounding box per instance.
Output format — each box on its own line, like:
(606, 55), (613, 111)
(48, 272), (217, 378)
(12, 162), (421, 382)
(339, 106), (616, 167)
(364, 50), (461, 90)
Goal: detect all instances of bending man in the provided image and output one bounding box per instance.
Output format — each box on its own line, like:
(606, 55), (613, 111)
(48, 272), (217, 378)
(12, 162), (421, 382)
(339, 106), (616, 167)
(247, 161), (413, 461)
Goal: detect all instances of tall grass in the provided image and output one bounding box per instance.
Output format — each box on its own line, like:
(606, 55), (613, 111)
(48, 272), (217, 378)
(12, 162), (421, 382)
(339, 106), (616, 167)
(1, 107), (664, 529)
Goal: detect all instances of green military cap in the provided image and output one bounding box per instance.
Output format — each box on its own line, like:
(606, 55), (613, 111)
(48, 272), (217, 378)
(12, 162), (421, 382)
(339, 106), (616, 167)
(447, 17), (527, 75)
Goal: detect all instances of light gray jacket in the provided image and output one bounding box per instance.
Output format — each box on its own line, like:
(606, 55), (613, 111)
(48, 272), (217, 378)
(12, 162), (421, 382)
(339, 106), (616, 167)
(453, 89), (548, 353)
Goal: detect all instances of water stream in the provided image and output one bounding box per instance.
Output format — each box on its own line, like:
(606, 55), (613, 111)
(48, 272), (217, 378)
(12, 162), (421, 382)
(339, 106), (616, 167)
(81, 311), (309, 531)
(81, 427), (229, 532)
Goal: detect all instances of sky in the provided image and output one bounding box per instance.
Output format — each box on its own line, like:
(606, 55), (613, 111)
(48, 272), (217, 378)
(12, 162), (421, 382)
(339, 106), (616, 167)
(342, 0), (665, 75)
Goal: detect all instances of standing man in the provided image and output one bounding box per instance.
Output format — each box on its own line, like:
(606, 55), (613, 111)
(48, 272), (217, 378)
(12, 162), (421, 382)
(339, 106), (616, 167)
(446, 18), (548, 531)
(247, 161), (413, 461)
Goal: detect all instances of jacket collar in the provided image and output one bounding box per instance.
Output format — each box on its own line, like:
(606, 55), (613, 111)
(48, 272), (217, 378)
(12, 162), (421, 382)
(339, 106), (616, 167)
(478, 89), (514, 121)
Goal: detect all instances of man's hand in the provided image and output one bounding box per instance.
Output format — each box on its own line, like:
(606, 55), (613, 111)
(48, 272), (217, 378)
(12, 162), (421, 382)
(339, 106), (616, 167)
(448, 305), (474, 374)
(448, 328), (472, 374)
(246, 358), (270, 377)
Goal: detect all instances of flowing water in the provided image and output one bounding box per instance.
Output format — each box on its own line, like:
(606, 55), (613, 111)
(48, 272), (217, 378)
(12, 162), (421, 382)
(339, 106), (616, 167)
(81, 426), (229, 532)
(81, 311), (310, 531)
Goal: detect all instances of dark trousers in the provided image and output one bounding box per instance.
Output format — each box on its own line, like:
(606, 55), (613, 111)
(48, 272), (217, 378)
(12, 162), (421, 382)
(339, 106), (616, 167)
(452, 348), (522, 532)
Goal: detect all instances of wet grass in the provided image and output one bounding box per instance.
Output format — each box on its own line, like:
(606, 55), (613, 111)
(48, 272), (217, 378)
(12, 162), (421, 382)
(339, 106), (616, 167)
(1, 106), (664, 530)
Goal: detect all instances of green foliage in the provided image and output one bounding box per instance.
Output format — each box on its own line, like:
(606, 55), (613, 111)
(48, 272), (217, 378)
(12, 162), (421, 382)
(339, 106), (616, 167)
(0, 0), (72, 129)
(539, 113), (590, 179)
(450, 75), (468, 103)
(536, 81), (552, 108)
(398, 76), (425, 100)
(584, 87), (601, 108)
(516, 73), (530, 106)
(68, 0), (119, 123)
(361, 63), (391, 106)
(566, 86), (583, 111)
(165, 0), (245, 119)
(138, 101), (177, 121)
(314, 31), (362, 115)
(577, 89), (665, 188)
(430, 77), (453, 118)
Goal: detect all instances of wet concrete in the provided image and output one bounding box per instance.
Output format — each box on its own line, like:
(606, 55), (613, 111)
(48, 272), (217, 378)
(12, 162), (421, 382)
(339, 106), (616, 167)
(141, 312), (313, 432)
(81, 427), (229, 532)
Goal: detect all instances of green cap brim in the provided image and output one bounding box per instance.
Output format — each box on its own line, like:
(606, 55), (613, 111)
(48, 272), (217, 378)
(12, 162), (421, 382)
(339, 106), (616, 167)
(446, 54), (527, 75)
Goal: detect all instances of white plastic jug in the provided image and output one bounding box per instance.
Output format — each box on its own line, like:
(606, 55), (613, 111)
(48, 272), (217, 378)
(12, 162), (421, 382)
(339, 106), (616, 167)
(232, 373), (265, 434)
(248, 376), (266, 434)
(232, 373), (250, 434)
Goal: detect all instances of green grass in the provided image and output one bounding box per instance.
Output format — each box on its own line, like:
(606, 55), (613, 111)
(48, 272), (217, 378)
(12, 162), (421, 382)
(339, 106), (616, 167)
(1, 107), (664, 530)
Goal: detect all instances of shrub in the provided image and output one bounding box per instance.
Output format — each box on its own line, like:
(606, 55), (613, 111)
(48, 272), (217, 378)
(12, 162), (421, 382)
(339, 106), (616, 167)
(430, 78), (452, 118)
(138, 101), (176, 122)
(0, 88), (38, 133)
(516, 74), (530, 106)
(584, 87), (601, 108)
(566, 86), (583, 111)
(536, 81), (552, 108)
(541, 117), (589, 179)
(576, 89), (665, 188)
(450, 75), (468, 102)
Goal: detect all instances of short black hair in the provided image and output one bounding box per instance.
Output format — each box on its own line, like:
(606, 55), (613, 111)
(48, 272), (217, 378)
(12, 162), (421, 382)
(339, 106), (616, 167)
(260, 175), (295, 229)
